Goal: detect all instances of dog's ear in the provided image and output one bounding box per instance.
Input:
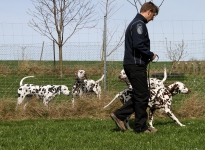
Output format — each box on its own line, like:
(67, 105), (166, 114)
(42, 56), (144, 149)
(57, 86), (61, 94)
(167, 84), (178, 93)
(74, 72), (78, 79)
(50, 86), (61, 94)
(85, 73), (87, 79)
(118, 76), (127, 82)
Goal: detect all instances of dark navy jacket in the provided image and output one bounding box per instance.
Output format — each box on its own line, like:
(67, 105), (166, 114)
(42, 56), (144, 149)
(123, 13), (154, 66)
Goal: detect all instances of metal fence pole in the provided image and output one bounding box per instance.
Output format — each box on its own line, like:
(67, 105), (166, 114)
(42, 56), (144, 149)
(103, 16), (107, 102)
(40, 41), (44, 61)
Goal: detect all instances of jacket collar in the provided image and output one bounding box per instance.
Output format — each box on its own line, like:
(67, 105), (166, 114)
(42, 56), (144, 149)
(136, 13), (148, 24)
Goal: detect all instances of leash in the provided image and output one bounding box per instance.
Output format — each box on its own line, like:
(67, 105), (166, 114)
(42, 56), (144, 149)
(147, 54), (159, 91)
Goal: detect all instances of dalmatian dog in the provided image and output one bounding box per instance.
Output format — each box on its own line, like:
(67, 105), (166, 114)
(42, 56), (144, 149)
(16, 76), (70, 110)
(71, 70), (87, 103)
(71, 79), (86, 103)
(104, 67), (167, 129)
(83, 74), (104, 98)
(71, 70), (104, 106)
(106, 66), (167, 113)
(147, 81), (191, 128)
(104, 81), (191, 129)
(119, 66), (167, 89)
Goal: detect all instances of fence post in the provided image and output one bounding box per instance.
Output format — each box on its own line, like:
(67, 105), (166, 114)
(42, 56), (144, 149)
(103, 16), (107, 103)
(40, 41), (44, 61)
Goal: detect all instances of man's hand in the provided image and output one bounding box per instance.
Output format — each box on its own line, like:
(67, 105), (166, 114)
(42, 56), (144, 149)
(151, 54), (157, 61)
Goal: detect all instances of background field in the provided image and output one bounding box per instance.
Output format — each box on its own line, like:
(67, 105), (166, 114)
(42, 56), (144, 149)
(0, 60), (205, 120)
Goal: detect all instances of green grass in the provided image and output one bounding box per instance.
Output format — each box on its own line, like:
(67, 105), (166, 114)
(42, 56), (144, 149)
(0, 118), (205, 150)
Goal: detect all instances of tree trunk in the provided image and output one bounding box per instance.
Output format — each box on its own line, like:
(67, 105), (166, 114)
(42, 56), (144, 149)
(59, 45), (63, 78)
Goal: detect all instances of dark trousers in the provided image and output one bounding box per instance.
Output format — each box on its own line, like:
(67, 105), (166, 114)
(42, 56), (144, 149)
(114, 64), (150, 132)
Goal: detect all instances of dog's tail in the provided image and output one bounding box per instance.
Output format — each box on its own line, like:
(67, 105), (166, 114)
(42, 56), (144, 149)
(96, 74), (104, 83)
(104, 93), (120, 108)
(161, 65), (167, 83)
(20, 76), (34, 86)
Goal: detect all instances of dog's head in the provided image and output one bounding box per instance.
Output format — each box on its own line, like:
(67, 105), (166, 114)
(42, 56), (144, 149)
(59, 85), (70, 96)
(167, 81), (191, 95)
(75, 70), (87, 80)
(118, 69), (128, 82)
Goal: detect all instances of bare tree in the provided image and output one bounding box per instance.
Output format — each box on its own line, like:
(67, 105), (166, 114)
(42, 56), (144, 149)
(99, 0), (126, 60)
(28, 0), (98, 77)
(127, 0), (165, 13)
(165, 38), (188, 74)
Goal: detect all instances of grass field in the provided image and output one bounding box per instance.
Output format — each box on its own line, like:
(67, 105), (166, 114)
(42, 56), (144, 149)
(0, 60), (205, 149)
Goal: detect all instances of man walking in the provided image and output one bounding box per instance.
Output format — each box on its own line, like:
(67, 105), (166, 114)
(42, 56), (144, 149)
(110, 1), (159, 133)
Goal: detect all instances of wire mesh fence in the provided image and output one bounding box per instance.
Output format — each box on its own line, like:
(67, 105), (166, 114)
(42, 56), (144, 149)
(0, 40), (205, 104)
(0, 19), (205, 104)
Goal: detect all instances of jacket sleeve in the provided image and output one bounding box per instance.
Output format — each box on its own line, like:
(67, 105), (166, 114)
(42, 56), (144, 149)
(131, 22), (154, 59)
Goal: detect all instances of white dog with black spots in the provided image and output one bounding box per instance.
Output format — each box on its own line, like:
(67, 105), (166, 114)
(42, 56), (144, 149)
(16, 76), (70, 109)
